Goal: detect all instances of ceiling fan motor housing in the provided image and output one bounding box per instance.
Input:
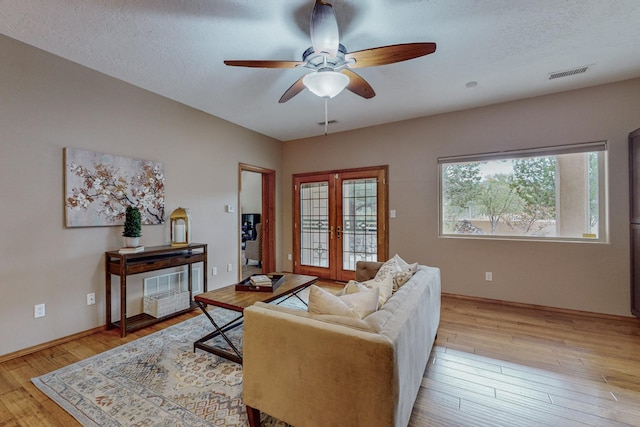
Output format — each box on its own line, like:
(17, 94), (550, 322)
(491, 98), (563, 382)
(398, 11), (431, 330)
(302, 44), (350, 71)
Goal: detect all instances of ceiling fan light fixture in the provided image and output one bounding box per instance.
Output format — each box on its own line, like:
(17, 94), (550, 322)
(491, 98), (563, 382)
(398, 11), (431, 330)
(303, 69), (349, 98)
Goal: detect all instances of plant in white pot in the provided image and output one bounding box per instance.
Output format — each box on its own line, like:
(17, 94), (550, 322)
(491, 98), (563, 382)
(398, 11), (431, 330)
(122, 206), (142, 247)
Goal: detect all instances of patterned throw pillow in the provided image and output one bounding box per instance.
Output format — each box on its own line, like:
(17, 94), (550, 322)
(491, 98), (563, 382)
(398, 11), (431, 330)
(374, 255), (418, 293)
(308, 285), (379, 319)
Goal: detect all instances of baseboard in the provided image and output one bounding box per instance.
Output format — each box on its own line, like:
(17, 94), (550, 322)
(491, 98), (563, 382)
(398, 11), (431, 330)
(0, 325), (106, 363)
(442, 292), (639, 323)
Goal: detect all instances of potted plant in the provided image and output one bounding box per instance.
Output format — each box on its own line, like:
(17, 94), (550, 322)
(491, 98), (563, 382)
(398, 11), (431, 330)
(123, 205), (142, 247)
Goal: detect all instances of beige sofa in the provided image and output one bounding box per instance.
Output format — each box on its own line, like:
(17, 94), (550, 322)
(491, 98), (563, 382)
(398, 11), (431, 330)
(242, 261), (441, 427)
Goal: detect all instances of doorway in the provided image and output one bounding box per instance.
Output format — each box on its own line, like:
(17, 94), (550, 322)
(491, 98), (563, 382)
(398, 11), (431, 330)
(293, 166), (388, 281)
(239, 164), (276, 280)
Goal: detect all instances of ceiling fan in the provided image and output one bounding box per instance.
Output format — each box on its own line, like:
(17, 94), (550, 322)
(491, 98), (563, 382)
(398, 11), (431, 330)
(224, 0), (437, 104)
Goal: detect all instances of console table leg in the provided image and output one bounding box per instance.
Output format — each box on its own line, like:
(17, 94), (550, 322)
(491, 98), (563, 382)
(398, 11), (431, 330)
(120, 274), (127, 338)
(105, 255), (112, 330)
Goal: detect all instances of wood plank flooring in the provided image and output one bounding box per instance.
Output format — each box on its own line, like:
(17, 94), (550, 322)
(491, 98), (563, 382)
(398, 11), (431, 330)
(411, 294), (640, 426)
(1, 283), (640, 426)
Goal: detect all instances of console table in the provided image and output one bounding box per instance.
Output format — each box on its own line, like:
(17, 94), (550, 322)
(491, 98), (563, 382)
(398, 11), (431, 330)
(105, 243), (208, 337)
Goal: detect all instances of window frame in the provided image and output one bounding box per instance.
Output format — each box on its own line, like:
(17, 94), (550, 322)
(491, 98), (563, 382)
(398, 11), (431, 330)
(437, 141), (609, 243)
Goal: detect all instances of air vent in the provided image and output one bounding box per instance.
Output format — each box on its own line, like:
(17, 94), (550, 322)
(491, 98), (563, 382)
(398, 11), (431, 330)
(317, 120), (338, 126)
(548, 66), (590, 80)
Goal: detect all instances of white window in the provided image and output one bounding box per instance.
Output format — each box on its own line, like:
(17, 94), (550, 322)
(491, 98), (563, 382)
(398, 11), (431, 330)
(438, 142), (608, 242)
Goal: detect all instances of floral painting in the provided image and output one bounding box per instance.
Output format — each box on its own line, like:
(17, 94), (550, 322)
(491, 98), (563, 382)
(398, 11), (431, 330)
(64, 148), (165, 227)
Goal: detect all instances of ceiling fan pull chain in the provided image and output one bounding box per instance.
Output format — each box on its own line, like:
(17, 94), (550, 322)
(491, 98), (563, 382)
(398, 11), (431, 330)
(324, 98), (329, 136)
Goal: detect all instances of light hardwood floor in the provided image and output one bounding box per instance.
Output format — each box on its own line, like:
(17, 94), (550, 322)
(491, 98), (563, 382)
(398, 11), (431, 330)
(1, 282), (640, 426)
(413, 294), (640, 426)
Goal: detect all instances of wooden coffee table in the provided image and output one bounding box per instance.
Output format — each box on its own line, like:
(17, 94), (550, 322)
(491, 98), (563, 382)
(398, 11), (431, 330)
(193, 273), (317, 364)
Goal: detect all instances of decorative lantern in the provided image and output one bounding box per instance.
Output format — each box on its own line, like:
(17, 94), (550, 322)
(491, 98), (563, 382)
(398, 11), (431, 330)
(170, 207), (191, 247)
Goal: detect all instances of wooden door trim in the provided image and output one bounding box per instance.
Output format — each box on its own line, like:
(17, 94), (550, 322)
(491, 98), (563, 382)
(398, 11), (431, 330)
(239, 163), (276, 277)
(292, 166), (389, 280)
(293, 165), (388, 179)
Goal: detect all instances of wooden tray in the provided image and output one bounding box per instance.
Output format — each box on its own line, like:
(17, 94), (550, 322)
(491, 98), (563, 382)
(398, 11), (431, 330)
(235, 274), (285, 292)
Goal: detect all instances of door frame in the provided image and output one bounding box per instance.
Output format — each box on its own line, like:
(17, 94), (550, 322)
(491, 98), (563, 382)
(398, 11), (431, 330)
(292, 165), (389, 281)
(239, 163), (276, 278)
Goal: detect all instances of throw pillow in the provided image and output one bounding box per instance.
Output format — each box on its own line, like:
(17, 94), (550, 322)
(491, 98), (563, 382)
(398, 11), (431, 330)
(346, 273), (394, 309)
(336, 280), (368, 296)
(394, 254), (418, 274)
(339, 286), (379, 319)
(374, 254), (418, 293)
(308, 284), (379, 319)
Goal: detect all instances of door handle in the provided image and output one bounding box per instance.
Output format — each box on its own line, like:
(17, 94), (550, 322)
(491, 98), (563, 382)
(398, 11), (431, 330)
(330, 226), (334, 239)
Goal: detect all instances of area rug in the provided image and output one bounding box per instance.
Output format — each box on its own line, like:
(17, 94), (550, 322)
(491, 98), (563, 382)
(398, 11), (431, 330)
(31, 301), (302, 427)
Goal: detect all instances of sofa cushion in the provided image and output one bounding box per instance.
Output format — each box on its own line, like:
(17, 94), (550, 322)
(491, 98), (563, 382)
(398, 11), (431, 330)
(355, 261), (385, 282)
(308, 284), (379, 319)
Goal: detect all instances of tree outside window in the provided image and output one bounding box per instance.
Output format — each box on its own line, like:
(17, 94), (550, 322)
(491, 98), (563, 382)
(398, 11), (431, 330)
(439, 142), (606, 242)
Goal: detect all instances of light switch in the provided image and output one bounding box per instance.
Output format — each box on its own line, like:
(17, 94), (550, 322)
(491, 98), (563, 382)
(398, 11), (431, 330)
(226, 204), (235, 213)
(390, 209), (397, 218)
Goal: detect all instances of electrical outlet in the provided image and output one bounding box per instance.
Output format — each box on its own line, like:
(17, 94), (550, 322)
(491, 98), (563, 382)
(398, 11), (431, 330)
(87, 293), (95, 305)
(485, 272), (493, 281)
(34, 303), (46, 318)
(227, 263), (233, 272)
(212, 267), (217, 276)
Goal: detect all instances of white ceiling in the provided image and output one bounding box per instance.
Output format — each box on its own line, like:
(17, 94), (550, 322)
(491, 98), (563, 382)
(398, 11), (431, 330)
(2, 0), (640, 141)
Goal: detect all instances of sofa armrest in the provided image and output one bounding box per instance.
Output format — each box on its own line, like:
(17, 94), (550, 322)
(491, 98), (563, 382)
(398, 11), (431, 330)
(355, 260), (384, 282)
(242, 303), (397, 427)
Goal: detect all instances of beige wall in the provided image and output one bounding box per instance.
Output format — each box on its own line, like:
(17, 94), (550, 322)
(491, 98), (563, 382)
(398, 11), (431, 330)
(0, 35), (282, 356)
(3, 31), (639, 357)
(282, 78), (640, 317)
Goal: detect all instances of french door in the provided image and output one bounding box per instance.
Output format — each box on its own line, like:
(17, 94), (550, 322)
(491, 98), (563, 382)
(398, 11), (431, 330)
(293, 166), (388, 282)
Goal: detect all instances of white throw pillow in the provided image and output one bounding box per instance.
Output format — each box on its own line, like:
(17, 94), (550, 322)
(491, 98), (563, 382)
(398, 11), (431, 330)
(346, 274), (393, 309)
(308, 285), (379, 319)
(394, 254), (418, 274)
(343, 281), (369, 295)
(339, 286), (379, 319)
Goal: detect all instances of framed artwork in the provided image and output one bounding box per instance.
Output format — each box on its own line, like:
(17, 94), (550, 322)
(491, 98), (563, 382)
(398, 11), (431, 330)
(64, 148), (165, 227)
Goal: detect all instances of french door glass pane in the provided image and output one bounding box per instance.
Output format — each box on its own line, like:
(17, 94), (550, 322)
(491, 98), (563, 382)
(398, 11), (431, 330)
(300, 182), (329, 267)
(342, 178), (377, 270)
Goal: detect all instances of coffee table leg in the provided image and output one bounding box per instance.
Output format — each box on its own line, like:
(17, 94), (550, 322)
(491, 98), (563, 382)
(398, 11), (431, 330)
(275, 287), (309, 307)
(194, 301), (244, 364)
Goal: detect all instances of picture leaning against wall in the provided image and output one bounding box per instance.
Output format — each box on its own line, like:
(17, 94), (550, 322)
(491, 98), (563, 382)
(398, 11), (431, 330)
(64, 147), (165, 227)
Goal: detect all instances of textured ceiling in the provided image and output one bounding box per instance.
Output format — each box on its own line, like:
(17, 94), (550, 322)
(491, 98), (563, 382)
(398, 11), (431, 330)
(2, 0), (640, 141)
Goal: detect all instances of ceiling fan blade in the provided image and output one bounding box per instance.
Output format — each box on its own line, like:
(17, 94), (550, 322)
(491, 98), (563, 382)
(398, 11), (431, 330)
(345, 42), (436, 68)
(310, 0), (339, 57)
(279, 76), (307, 103)
(341, 69), (375, 99)
(224, 60), (304, 68)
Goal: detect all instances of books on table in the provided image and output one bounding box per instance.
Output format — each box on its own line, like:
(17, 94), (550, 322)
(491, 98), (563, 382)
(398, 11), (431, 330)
(235, 274), (285, 292)
(250, 274), (273, 286)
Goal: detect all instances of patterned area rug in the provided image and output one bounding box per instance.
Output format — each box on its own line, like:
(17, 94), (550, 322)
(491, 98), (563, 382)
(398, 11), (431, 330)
(31, 301), (303, 427)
